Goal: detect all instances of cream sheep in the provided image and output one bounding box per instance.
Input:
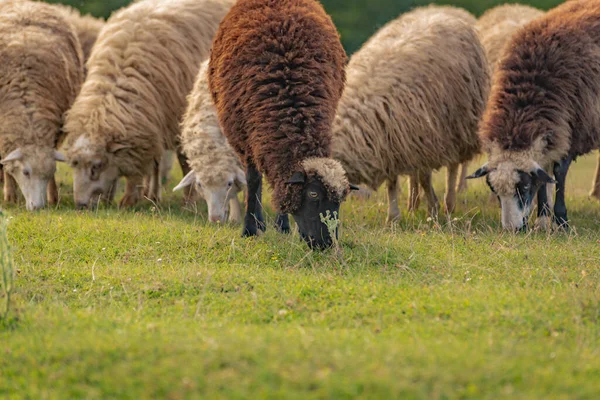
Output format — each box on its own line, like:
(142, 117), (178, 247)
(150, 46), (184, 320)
(64, 0), (234, 208)
(457, 4), (544, 193)
(331, 6), (490, 223)
(0, 0), (83, 210)
(174, 61), (246, 224)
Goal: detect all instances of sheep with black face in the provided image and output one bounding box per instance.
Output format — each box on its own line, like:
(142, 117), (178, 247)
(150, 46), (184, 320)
(469, 0), (600, 231)
(209, 0), (354, 249)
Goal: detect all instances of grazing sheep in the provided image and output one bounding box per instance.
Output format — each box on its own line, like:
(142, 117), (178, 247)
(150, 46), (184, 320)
(0, 0), (83, 210)
(468, 0), (600, 231)
(174, 61), (245, 224)
(209, 0), (354, 249)
(457, 4), (544, 193)
(331, 6), (490, 223)
(64, 0), (234, 208)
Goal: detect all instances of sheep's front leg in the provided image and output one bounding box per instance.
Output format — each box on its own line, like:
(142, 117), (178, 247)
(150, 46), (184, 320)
(228, 195), (242, 224)
(407, 174), (420, 212)
(534, 182), (551, 231)
(4, 171), (17, 204)
(444, 163), (459, 214)
(590, 152), (600, 200)
(147, 160), (161, 203)
(119, 176), (143, 208)
(242, 163), (265, 237)
(47, 175), (59, 206)
(457, 162), (469, 193)
(553, 156), (572, 230)
(386, 177), (400, 224)
(419, 170), (439, 218)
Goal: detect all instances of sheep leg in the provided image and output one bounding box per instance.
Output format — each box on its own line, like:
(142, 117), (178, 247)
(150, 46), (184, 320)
(0, 165), (3, 184)
(457, 162), (469, 193)
(147, 160), (161, 203)
(407, 174), (420, 211)
(418, 171), (439, 218)
(590, 152), (600, 200)
(176, 150), (195, 203)
(119, 176), (143, 208)
(228, 196), (242, 224)
(553, 156), (572, 231)
(242, 163), (266, 237)
(47, 176), (59, 206)
(275, 213), (291, 234)
(444, 163), (459, 214)
(3, 171), (17, 204)
(534, 183), (551, 231)
(386, 177), (400, 224)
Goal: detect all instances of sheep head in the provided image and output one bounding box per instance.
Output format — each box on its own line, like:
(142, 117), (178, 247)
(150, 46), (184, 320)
(174, 165), (246, 223)
(287, 158), (358, 250)
(66, 135), (122, 209)
(1, 146), (64, 211)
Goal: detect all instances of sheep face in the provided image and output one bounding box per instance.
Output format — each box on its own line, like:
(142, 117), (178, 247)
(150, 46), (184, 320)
(67, 136), (119, 208)
(175, 167), (246, 223)
(1, 146), (64, 211)
(468, 161), (554, 231)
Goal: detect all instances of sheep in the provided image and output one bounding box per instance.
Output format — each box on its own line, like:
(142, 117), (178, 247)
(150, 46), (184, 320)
(64, 0), (234, 209)
(174, 60), (246, 224)
(456, 4), (544, 194)
(592, 158), (600, 199)
(209, 0), (355, 250)
(468, 0), (600, 231)
(331, 6), (490, 223)
(0, 0), (83, 211)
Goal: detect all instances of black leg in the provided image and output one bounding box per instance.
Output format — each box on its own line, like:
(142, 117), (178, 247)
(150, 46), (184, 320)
(553, 156), (572, 230)
(242, 163), (266, 237)
(275, 213), (290, 234)
(537, 183), (550, 218)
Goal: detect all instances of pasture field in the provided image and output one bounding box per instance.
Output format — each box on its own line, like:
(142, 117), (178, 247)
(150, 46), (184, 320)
(1, 155), (599, 399)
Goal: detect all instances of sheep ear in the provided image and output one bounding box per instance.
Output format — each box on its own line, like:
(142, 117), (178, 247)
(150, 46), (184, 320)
(54, 151), (67, 162)
(1, 148), (23, 164)
(533, 166), (556, 184)
(467, 164), (489, 179)
(235, 167), (247, 186)
(173, 170), (196, 192)
(349, 184), (360, 191)
(287, 171), (305, 185)
(107, 143), (131, 154)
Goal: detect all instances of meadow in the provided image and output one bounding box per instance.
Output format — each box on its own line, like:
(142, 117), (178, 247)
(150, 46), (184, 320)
(1, 155), (599, 399)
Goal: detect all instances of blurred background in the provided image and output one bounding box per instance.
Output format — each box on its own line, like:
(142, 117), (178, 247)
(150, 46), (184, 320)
(46, 0), (563, 54)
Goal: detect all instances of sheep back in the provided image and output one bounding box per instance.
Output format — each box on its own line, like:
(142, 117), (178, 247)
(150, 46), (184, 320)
(332, 6), (489, 189)
(476, 4), (544, 73)
(209, 0), (347, 213)
(0, 0), (83, 156)
(65, 0), (234, 177)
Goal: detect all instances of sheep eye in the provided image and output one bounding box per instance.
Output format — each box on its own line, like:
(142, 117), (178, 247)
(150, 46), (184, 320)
(308, 191), (319, 199)
(227, 181), (233, 188)
(72, 161), (79, 168)
(23, 170), (30, 178)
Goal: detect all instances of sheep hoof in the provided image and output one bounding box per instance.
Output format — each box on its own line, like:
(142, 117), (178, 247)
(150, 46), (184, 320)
(552, 217), (570, 233)
(386, 214), (400, 225)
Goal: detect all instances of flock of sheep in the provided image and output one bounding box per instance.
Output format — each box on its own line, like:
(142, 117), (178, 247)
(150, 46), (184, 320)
(0, 0), (599, 249)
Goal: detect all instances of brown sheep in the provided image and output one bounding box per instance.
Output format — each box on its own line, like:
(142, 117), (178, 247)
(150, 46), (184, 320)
(0, 0), (83, 210)
(468, 0), (600, 231)
(457, 4), (544, 193)
(209, 0), (354, 249)
(331, 6), (490, 223)
(64, 0), (234, 209)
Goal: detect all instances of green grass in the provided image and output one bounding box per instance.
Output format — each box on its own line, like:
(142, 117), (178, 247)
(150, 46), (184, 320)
(1, 155), (599, 399)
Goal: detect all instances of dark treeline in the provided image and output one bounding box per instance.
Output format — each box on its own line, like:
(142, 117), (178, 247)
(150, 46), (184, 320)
(48, 0), (563, 53)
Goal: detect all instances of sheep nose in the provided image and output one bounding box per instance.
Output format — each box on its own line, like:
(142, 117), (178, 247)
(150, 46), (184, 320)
(209, 215), (222, 223)
(76, 202), (88, 210)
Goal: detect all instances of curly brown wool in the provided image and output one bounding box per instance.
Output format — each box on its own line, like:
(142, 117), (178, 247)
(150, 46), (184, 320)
(209, 0), (347, 214)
